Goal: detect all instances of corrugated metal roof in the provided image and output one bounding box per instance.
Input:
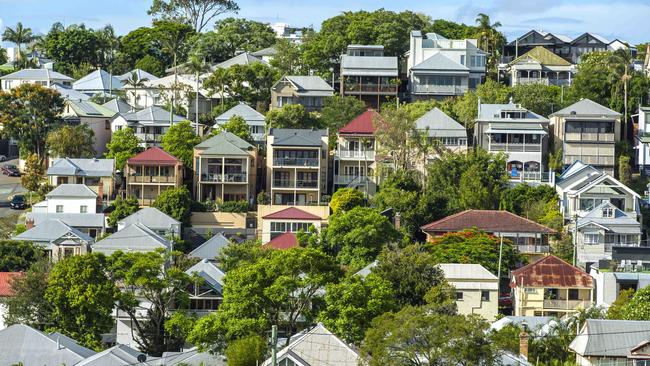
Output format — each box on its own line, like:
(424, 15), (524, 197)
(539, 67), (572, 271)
(67, 100), (117, 118)
(340, 55), (398, 76)
(214, 102), (265, 124)
(189, 233), (230, 260)
(285, 76), (334, 94)
(51, 84), (90, 101)
(117, 69), (159, 82)
(92, 223), (170, 255)
(185, 259), (226, 294)
(14, 219), (93, 244)
(264, 232), (299, 249)
(47, 158), (114, 177)
(569, 319), (650, 357)
(511, 255), (593, 288)
(122, 105), (185, 124)
(439, 263), (498, 281)
(72, 69), (123, 92)
(127, 147), (181, 165)
(415, 107), (466, 138)
(339, 110), (378, 135)
(412, 53), (469, 72)
(509, 46), (572, 67)
(195, 131), (254, 156)
(118, 207), (180, 230)
(0, 68), (73, 81)
(550, 98), (621, 117)
(215, 52), (267, 69)
(26, 212), (106, 228)
(270, 128), (327, 147)
(47, 184), (97, 198)
(478, 103), (548, 122)
(262, 207), (321, 220)
(102, 98), (135, 114)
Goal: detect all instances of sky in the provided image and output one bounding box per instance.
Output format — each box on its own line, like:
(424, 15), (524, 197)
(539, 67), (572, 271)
(1, 0), (650, 45)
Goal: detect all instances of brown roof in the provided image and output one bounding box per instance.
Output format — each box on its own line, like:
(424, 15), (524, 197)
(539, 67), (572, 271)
(264, 232), (299, 250)
(0, 272), (21, 297)
(511, 255), (593, 288)
(262, 207), (321, 221)
(421, 210), (556, 235)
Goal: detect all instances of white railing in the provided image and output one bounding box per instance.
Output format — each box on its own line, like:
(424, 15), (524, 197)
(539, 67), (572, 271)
(411, 84), (467, 95)
(564, 155), (615, 166)
(273, 157), (319, 167)
(517, 245), (550, 253)
(543, 299), (591, 310)
(490, 143), (542, 152)
(509, 171), (554, 184)
(336, 150), (375, 160)
(200, 173), (248, 183)
(335, 175), (372, 185)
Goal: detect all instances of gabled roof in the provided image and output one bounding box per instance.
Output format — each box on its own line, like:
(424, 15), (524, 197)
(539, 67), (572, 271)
(263, 207), (321, 220)
(264, 232), (299, 249)
(509, 46), (572, 67)
(122, 105), (185, 125)
(550, 98), (621, 118)
(339, 110), (378, 135)
(118, 207), (180, 231)
(102, 98), (135, 114)
(72, 69), (123, 92)
(51, 84), (90, 101)
(571, 32), (610, 45)
(570, 173), (640, 199)
(251, 46), (278, 57)
(511, 255), (593, 288)
(412, 52), (469, 72)
(569, 319), (650, 357)
(46, 184), (97, 198)
(421, 210), (556, 234)
(185, 259), (226, 294)
(13, 219), (93, 244)
(0, 272), (21, 297)
(26, 212), (106, 229)
(215, 102), (265, 124)
(47, 158), (114, 177)
(0, 324), (96, 365)
(478, 102), (548, 122)
(439, 263), (498, 281)
(75, 344), (148, 365)
(66, 100), (117, 118)
(355, 260), (378, 278)
(578, 201), (641, 233)
(215, 52), (267, 69)
(117, 69), (159, 82)
(189, 232), (230, 260)
(0, 68), (73, 81)
(195, 131), (254, 156)
(153, 348), (226, 366)
(270, 128), (327, 147)
(276, 76), (334, 97)
(92, 223), (171, 255)
(415, 107), (466, 138)
(127, 147), (181, 166)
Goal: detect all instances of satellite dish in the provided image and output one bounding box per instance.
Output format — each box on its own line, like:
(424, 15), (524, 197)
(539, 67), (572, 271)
(137, 354), (147, 362)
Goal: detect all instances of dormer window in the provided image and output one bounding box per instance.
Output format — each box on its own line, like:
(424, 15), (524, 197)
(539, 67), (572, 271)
(602, 207), (614, 218)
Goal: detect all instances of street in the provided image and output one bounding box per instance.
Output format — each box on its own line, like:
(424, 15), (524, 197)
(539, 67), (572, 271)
(0, 159), (26, 218)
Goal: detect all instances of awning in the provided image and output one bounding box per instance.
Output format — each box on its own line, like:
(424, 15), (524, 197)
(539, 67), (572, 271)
(486, 123), (547, 135)
(608, 226), (642, 234)
(614, 273), (639, 281)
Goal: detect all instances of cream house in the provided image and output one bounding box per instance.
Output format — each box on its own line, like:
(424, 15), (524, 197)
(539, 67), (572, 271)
(270, 76), (334, 112)
(439, 263), (498, 320)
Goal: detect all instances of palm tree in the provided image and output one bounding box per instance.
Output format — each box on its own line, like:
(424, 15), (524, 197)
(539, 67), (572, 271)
(124, 72), (148, 110)
(609, 48), (634, 139)
(183, 55), (211, 135)
(160, 31), (186, 126)
(2, 22), (36, 66)
(475, 13), (503, 76)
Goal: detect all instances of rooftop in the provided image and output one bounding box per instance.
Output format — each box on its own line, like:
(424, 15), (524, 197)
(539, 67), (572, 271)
(122, 105), (186, 125)
(264, 232), (299, 249)
(118, 207), (180, 230)
(189, 232), (230, 260)
(72, 69), (123, 92)
(214, 52), (267, 69)
(511, 255), (593, 288)
(47, 157), (114, 177)
(0, 68), (73, 81)
(509, 46), (572, 67)
(195, 131), (255, 156)
(415, 107), (466, 138)
(66, 100), (116, 118)
(214, 102), (265, 124)
(263, 207), (322, 221)
(92, 223), (171, 255)
(127, 147), (181, 166)
(0, 272), (21, 297)
(421, 210), (556, 235)
(338, 110), (378, 135)
(46, 184), (97, 198)
(550, 98), (622, 117)
(569, 319), (650, 357)
(270, 128), (327, 147)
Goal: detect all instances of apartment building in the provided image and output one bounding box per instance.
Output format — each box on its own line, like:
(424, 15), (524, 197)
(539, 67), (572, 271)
(339, 45), (398, 109)
(124, 147), (184, 206)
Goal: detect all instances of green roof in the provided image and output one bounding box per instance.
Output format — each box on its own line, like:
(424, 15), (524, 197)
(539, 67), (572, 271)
(196, 131), (254, 156)
(509, 46), (572, 67)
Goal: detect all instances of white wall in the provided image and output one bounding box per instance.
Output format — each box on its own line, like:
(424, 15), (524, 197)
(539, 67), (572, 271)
(46, 197), (97, 214)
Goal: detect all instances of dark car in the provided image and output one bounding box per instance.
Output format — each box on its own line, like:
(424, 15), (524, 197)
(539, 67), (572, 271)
(10, 195), (26, 210)
(6, 167), (20, 177)
(2, 165), (17, 176)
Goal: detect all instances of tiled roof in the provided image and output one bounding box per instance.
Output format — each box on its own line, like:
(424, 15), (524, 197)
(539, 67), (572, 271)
(0, 272), (21, 297)
(262, 207), (321, 220)
(421, 210), (556, 234)
(339, 110), (378, 135)
(265, 232), (299, 249)
(511, 255), (593, 288)
(127, 147), (180, 165)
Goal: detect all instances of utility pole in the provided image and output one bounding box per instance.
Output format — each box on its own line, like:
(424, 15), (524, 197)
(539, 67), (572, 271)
(497, 234), (504, 291)
(271, 325), (278, 366)
(573, 214), (578, 266)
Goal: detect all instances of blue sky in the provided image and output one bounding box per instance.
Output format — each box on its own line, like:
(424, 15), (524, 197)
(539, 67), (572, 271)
(1, 0), (649, 44)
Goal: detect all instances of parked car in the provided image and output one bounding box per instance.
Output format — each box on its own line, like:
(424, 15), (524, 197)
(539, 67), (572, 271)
(0, 155), (7, 162)
(10, 195), (26, 210)
(5, 166), (20, 177)
(1, 164), (17, 175)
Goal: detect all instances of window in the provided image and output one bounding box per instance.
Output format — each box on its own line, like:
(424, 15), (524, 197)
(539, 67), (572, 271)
(56, 205), (64, 213)
(460, 55), (465, 65)
(568, 289), (579, 300)
(481, 291), (490, 301)
(584, 234), (599, 244)
(80, 205), (87, 213)
(456, 292), (464, 300)
(105, 120), (110, 130)
(602, 207), (614, 218)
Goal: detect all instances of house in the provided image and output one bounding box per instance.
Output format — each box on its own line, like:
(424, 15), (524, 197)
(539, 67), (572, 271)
(635, 106), (650, 174)
(474, 99), (552, 183)
(549, 99), (621, 175)
(339, 44), (398, 109)
(261, 323), (360, 366)
(26, 184), (106, 238)
(259, 206), (327, 243)
(111, 105), (187, 147)
(190, 212), (255, 240)
(193, 131), (258, 204)
(407, 31), (486, 99)
(51, 83), (91, 101)
(575, 201), (641, 266)
(47, 158), (115, 202)
(510, 255), (593, 317)
(0, 272), (20, 330)
(439, 263), (499, 320)
(125, 147), (184, 206)
(590, 253), (650, 308)
(14, 219), (93, 261)
(0, 324), (96, 365)
(152, 348), (226, 366)
(569, 32), (636, 64)
(270, 76), (334, 112)
(506, 46), (575, 86)
(117, 68), (159, 83)
(75, 344), (150, 366)
(0, 68), (73, 90)
(214, 102), (266, 144)
(92, 222), (172, 255)
(61, 99), (116, 156)
(502, 30), (572, 64)
(213, 52), (267, 69)
(102, 98), (136, 114)
(415, 107), (468, 160)
(266, 128), (329, 205)
(72, 69), (123, 96)
(185, 259), (226, 315)
(569, 319), (650, 366)
(421, 210), (556, 261)
(333, 110), (378, 195)
(117, 207), (181, 238)
(555, 161), (641, 221)
(189, 232), (230, 260)
(263, 231), (300, 249)
(251, 46), (277, 63)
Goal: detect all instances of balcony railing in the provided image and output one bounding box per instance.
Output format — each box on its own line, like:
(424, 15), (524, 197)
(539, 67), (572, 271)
(604, 243), (641, 252)
(508, 171), (554, 183)
(273, 157), (319, 167)
(336, 150), (375, 160)
(565, 132), (614, 142)
(335, 175), (372, 185)
(272, 180), (319, 189)
(563, 155), (615, 166)
(411, 84), (468, 95)
(517, 244), (550, 254)
(515, 77), (572, 86)
(200, 173), (248, 183)
(128, 175), (176, 183)
(344, 83), (398, 94)
(543, 299), (591, 310)
(135, 197), (157, 206)
(490, 143), (542, 152)
(135, 133), (164, 142)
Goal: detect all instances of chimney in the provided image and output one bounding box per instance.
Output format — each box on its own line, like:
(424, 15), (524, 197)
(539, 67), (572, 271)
(519, 324), (529, 361)
(97, 181), (104, 206)
(394, 212), (401, 230)
(26, 218), (34, 229)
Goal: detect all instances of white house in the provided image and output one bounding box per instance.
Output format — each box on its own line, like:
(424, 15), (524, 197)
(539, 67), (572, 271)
(72, 69), (123, 96)
(439, 263), (499, 321)
(635, 106), (650, 174)
(111, 105), (188, 148)
(213, 102), (266, 144)
(117, 207), (181, 237)
(0, 68), (73, 90)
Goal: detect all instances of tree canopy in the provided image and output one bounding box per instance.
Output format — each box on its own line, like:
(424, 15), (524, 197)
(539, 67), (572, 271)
(46, 124), (96, 158)
(105, 128), (143, 171)
(152, 186), (194, 226)
(161, 120), (201, 168)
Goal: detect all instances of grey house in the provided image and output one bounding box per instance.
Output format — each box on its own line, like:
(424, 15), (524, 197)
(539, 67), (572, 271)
(92, 222), (172, 255)
(415, 107), (468, 157)
(340, 44), (398, 109)
(214, 102), (266, 144)
(270, 76), (334, 112)
(13, 219), (93, 261)
(117, 207), (181, 237)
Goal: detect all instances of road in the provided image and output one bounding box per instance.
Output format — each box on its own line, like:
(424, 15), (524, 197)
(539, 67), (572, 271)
(0, 159), (26, 218)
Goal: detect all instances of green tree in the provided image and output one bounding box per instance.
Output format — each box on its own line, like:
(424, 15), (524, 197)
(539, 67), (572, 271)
(21, 153), (45, 194)
(429, 19), (478, 39)
(148, 0), (240, 32)
(204, 62), (279, 111)
(619, 286), (650, 320)
(426, 230), (526, 276)
(45, 254), (119, 350)
(0, 83), (64, 159)
(0, 240), (43, 271)
(320, 96), (367, 146)
(188, 247), (340, 352)
(474, 13), (505, 78)
(105, 128), (143, 171)
(330, 188), (365, 214)
(42, 23), (114, 75)
(619, 155), (632, 185)
(193, 18), (275, 62)
(319, 273), (397, 345)
(152, 186), (193, 226)
(271, 38), (305, 75)
(1, 22), (36, 65)
(135, 55), (164, 77)
(1, 259), (52, 329)
(107, 196), (140, 227)
(46, 124), (96, 158)
(568, 52), (612, 107)
(499, 184), (558, 219)
(374, 107), (418, 172)
(114, 26), (160, 72)
(213, 115), (253, 143)
(224, 335), (268, 366)
(215, 239), (265, 272)
(265, 104), (317, 129)
(512, 84), (563, 116)
(161, 120), (201, 167)
(609, 48), (635, 136)
(607, 288), (635, 319)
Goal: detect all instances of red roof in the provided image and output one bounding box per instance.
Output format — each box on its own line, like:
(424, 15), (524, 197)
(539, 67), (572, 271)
(127, 147), (181, 166)
(338, 110), (379, 135)
(0, 272), (21, 297)
(511, 255), (593, 288)
(262, 207), (321, 220)
(264, 232), (299, 250)
(421, 210), (556, 235)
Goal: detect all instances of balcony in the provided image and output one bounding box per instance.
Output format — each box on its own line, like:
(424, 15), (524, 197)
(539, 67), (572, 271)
(272, 180), (319, 189)
(273, 157), (319, 167)
(508, 171), (554, 183)
(563, 155), (615, 166)
(604, 243), (641, 252)
(543, 299), (591, 310)
(335, 175), (372, 185)
(200, 173), (248, 183)
(344, 83), (398, 95)
(128, 175), (176, 184)
(565, 132), (614, 142)
(336, 149), (375, 160)
(490, 143), (542, 153)
(515, 77), (572, 86)
(135, 133), (164, 143)
(411, 84), (468, 96)
(517, 244), (550, 254)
